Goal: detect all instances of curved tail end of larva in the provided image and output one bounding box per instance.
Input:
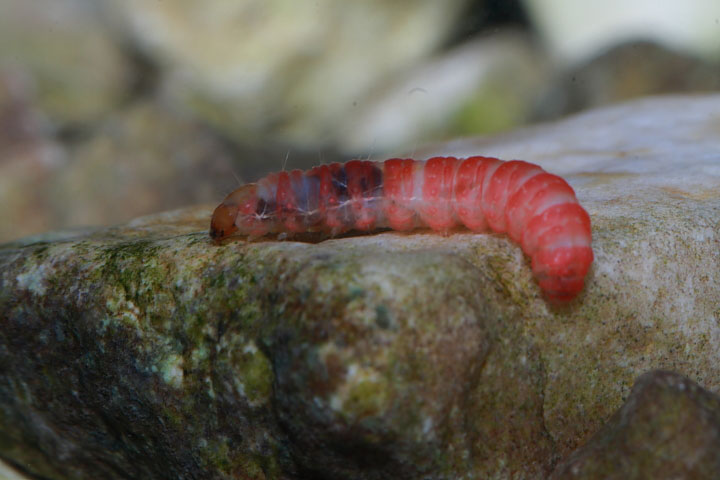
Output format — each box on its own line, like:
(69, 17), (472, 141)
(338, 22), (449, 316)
(532, 245), (594, 303)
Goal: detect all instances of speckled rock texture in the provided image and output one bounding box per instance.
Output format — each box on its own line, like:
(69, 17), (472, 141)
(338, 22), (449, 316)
(550, 370), (720, 479)
(1, 95), (720, 479)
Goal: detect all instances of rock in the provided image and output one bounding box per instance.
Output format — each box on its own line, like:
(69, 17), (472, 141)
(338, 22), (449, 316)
(0, 0), (131, 126)
(0, 70), (67, 244)
(0, 459), (29, 480)
(1, 94), (720, 478)
(51, 101), (241, 233)
(532, 41), (720, 122)
(0, 214), (507, 479)
(550, 370), (720, 479)
(339, 32), (550, 153)
(524, 0), (720, 63)
(103, 0), (468, 148)
(419, 93), (720, 454)
(0, 100), (241, 243)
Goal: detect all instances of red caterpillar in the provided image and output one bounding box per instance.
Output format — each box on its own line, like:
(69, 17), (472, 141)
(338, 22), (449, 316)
(210, 157), (593, 301)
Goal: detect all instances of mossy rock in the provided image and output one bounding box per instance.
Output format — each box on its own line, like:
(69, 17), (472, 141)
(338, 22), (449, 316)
(2, 95), (720, 478)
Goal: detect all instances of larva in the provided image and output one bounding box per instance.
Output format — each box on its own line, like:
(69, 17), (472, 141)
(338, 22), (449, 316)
(211, 157), (594, 301)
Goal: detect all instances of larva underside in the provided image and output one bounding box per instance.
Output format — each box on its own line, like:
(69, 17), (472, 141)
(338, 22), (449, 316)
(210, 156), (594, 302)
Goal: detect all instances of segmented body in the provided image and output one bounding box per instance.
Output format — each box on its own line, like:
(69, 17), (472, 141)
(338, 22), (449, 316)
(210, 156), (594, 301)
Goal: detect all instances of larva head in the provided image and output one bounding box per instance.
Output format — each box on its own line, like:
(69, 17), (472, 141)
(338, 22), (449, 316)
(210, 184), (267, 240)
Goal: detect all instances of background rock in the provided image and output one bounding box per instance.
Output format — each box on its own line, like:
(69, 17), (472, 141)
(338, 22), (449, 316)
(103, 0), (470, 148)
(0, 460), (27, 480)
(0, 0), (131, 126)
(1, 0), (719, 244)
(532, 40), (720, 122)
(550, 371), (720, 479)
(0, 97), (243, 243)
(1, 94), (720, 478)
(524, 0), (720, 63)
(0, 71), (66, 244)
(338, 31), (550, 153)
(52, 101), (241, 230)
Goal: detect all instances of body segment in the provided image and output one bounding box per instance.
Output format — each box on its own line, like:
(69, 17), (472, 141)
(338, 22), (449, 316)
(211, 157), (593, 301)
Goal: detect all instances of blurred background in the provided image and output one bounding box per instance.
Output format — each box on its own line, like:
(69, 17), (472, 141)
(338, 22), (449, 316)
(1, 0), (719, 243)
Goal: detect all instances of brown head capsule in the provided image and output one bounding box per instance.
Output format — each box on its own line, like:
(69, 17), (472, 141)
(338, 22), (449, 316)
(210, 184), (263, 240)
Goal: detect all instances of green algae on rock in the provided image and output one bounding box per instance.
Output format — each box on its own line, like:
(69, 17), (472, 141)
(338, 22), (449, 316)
(0, 211), (282, 479)
(0, 201), (574, 479)
(0, 207), (510, 479)
(1, 95), (720, 479)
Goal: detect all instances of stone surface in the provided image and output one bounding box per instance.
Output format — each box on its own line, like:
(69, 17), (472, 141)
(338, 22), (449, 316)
(0, 100), (241, 243)
(52, 101), (241, 233)
(339, 31), (550, 153)
(0, 459), (28, 480)
(550, 370), (720, 479)
(524, 0), (720, 63)
(0, 0), (131, 125)
(0, 71), (67, 244)
(532, 40), (720, 122)
(105, 0), (469, 147)
(419, 93), (720, 454)
(1, 94), (720, 479)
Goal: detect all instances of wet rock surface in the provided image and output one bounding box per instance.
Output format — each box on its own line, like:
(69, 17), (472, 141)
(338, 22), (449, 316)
(1, 95), (720, 479)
